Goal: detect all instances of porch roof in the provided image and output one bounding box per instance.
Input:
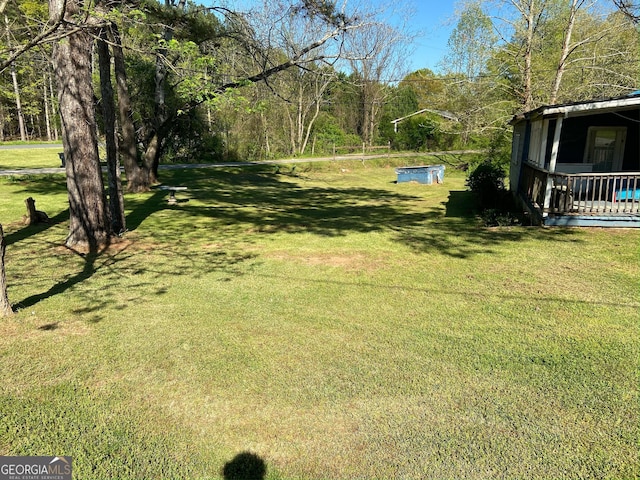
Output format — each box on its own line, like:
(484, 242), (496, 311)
(510, 92), (640, 124)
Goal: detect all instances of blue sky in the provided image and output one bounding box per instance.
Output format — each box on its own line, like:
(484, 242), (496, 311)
(397, 2), (458, 72)
(221, 0), (458, 74)
(356, 0), (459, 73)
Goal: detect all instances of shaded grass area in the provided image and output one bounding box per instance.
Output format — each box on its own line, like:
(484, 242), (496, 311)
(0, 163), (638, 479)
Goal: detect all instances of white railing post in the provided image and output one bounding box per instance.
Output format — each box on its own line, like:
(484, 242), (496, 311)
(543, 118), (564, 215)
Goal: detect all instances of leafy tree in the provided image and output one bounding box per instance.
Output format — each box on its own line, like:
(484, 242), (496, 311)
(36, 0), (378, 247)
(346, 20), (411, 146)
(107, 0), (374, 187)
(438, 3), (512, 145)
(250, 5), (341, 156)
(378, 83), (418, 146)
(444, 2), (497, 81)
(393, 115), (439, 151)
(324, 73), (363, 142)
(565, 10), (639, 100)
(488, 0), (639, 109)
(310, 111), (352, 153)
(483, 0), (558, 110)
(399, 69), (446, 111)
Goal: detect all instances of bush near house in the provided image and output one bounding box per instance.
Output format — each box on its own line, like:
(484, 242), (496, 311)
(466, 160), (507, 207)
(466, 160), (522, 226)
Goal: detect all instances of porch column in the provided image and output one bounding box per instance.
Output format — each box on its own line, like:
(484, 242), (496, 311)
(543, 116), (564, 215)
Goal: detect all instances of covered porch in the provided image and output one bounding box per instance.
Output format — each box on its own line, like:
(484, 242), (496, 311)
(510, 93), (640, 227)
(519, 163), (640, 226)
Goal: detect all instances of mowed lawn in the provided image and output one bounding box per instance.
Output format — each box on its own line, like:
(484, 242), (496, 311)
(0, 159), (638, 479)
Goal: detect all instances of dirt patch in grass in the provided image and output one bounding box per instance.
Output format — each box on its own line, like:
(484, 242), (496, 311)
(266, 251), (385, 272)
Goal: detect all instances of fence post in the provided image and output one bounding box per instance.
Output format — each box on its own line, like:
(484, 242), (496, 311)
(333, 143), (336, 160)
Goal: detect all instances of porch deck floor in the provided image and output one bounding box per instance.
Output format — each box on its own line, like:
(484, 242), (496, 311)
(548, 200), (640, 216)
(544, 201), (640, 227)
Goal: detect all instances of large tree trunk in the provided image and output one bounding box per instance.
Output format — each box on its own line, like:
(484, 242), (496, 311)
(0, 224), (12, 317)
(142, 33), (171, 185)
(142, 132), (162, 184)
(50, 0), (111, 251)
(110, 23), (149, 192)
(97, 28), (126, 235)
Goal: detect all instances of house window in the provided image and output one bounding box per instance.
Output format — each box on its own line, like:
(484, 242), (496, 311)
(584, 127), (626, 172)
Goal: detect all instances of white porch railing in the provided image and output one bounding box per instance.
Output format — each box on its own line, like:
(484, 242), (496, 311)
(519, 163), (640, 215)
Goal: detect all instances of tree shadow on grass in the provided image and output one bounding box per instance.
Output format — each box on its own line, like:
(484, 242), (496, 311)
(13, 233), (257, 317)
(125, 169), (584, 259)
(391, 189), (584, 259)
(445, 190), (476, 218)
(126, 190), (170, 231)
(0, 173), (68, 194)
(15, 244), (115, 312)
(126, 168), (437, 241)
(9, 168), (587, 313)
(4, 209), (70, 246)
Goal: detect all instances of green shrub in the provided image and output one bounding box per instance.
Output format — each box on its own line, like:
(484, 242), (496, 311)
(466, 160), (524, 226)
(466, 160), (506, 209)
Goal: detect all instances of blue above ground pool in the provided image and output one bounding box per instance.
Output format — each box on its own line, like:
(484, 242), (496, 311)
(395, 165), (445, 185)
(615, 188), (640, 201)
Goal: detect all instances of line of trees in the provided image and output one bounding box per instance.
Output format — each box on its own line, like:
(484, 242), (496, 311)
(2, 1), (636, 153)
(0, 0), (637, 253)
(410, 0), (639, 150)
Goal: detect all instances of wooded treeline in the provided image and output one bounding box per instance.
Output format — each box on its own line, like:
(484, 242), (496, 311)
(1, 0), (637, 157)
(0, 0), (637, 251)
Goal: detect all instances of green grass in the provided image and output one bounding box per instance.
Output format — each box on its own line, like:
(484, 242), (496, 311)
(0, 145), (64, 170)
(0, 160), (638, 479)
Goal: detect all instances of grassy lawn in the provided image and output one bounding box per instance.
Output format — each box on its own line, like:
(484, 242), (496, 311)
(0, 145), (64, 170)
(0, 157), (638, 479)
